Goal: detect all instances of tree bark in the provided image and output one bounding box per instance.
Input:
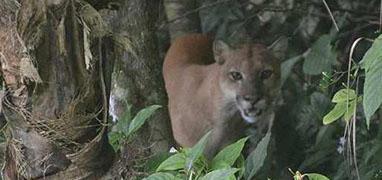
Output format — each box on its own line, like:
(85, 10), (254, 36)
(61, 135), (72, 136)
(1, 0), (114, 179)
(110, 0), (172, 158)
(164, 0), (201, 41)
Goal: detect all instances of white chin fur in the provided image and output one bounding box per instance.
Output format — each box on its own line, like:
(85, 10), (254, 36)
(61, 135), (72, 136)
(240, 110), (257, 123)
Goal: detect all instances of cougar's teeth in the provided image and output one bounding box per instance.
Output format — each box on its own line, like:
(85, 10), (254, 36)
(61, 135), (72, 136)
(244, 109), (249, 114)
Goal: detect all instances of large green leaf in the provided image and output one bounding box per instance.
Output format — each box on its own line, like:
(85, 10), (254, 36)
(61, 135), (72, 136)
(281, 55), (302, 85)
(127, 105), (161, 137)
(244, 132), (271, 180)
(305, 173), (330, 180)
(323, 102), (347, 125)
(200, 168), (238, 180)
(332, 89), (356, 103)
(156, 153), (186, 172)
(143, 172), (180, 180)
(211, 137), (248, 170)
(362, 34), (382, 128)
(303, 35), (336, 75)
(145, 152), (172, 173)
(185, 131), (211, 171)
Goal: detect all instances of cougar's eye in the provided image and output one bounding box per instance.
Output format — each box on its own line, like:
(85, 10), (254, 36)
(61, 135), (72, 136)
(229, 71), (243, 81)
(260, 69), (273, 80)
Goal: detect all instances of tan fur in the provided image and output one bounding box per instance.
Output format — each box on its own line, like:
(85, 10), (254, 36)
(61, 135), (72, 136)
(163, 34), (282, 157)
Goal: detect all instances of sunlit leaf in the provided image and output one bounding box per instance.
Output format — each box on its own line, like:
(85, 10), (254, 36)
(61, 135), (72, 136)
(127, 105), (161, 137)
(185, 131), (211, 171)
(323, 103), (346, 125)
(332, 89), (356, 103)
(156, 153), (186, 172)
(211, 137), (248, 170)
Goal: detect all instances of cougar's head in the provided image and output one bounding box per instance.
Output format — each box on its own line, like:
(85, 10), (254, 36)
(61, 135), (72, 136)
(213, 39), (286, 123)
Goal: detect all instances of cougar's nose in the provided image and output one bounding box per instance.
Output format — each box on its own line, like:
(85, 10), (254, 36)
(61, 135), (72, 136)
(237, 95), (258, 103)
(243, 95), (255, 102)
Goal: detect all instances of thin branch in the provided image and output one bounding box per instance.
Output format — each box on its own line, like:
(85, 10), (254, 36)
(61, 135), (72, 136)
(322, 0), (339, 31)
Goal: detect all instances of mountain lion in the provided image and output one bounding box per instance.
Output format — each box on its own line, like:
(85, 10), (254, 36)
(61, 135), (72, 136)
(163, 34), (285, 157)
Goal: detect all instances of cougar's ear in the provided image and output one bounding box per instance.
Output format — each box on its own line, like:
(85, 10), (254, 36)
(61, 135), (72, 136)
(268, 36), (288, 60)
(213, 40), (230, 65)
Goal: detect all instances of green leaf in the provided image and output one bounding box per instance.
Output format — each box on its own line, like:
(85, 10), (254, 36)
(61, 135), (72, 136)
(236, 154), (245, 180)
(145, 152), (172, 173)
(143, 172), (180, 180)
(303, 35), (336, 75)
(200, 168), (239, 180)
(244, 132), (271, 180)
(108, 132), (125, 151)
(332, 89), (356, 103)
(281, 55), (302, 86)
(362, 35), (382, 128)
(343, 99), (357, 122)
(305, 173), (330, 180)
(156, 153), (186, 172)
(211, 137), (248, 170)
(323, 103), (347, 125)
(185, 131), (211, 171)
(127, 105), (161, 137)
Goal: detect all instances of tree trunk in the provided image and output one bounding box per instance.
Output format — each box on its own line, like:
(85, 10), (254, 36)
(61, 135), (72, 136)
(1, 0), (114, 179)
(110, 0), (172, 160)
(164, 0), (201, 41)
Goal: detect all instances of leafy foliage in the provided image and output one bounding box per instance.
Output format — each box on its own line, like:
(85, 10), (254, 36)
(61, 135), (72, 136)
(108, 105), (161, 151)
(211, 137), (248, 170)
(323, 89), (360, 125)
(151, 135), (250, 179)
(303, 35), (336, 75)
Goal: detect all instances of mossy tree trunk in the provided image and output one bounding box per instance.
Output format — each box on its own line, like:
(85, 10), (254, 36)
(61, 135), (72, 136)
(110, 0), (173, 159)
(0, 0), (114, 179)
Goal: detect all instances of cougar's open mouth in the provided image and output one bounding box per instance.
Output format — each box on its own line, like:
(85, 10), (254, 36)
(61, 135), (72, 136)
(239, 107), (263, 123)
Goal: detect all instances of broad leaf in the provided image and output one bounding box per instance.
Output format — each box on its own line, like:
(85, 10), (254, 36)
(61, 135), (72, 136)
(143, 172), (179, 180)
(211, 137), (248, 170)
(145, 152), (172, 173)
(362, 34), (382, 128)
(200, 168), (238, 180)
(281, 55), (302, 86)
(244, 132), (271, 180)
(303, 35), (336, 75)
(332, 89), (356, 103)
(156, 153), (186, 172)
(127, 105), (161, 137)
(185, 131), (211, 171)
(305, 173), (330, 180)
(323, 103), (346, 125)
